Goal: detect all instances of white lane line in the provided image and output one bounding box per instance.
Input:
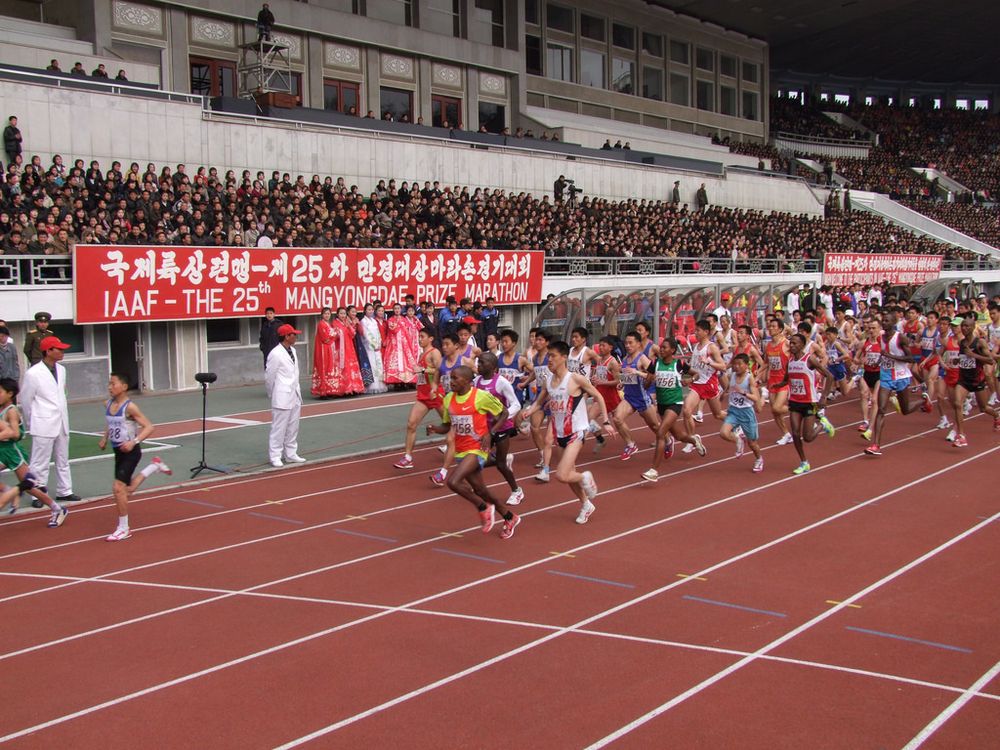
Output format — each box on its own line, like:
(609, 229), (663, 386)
(0, 429), (987, 745)
(0, 393), (866, 551)
(1, 393), (864, 527)
(0, 412), (946, 664)
(6, 568), (999, 707)
(901, 659), (1000, 750)
(273, 448), (1000, 749)
(0, 407), (872, 613)
(586, 515), (1000, 742)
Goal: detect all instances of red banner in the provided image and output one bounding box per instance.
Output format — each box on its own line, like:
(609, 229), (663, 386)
(73, 246), (545, 324)
(822, 253), (944, 287)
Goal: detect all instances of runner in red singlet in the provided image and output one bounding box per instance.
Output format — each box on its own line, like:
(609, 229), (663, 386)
(394, 328), (443, 469)
(856, 318), (883, 434)
(761, 317), (792, 445)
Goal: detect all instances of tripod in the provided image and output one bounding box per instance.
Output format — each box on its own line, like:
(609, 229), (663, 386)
(190, 374), (229, 478)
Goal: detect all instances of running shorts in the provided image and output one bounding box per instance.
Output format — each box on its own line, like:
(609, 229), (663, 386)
(724, 406), (759, 441)
(879, 373), (911, 393)
(114, 445), (142, 484)
(690, 378), (720, 402)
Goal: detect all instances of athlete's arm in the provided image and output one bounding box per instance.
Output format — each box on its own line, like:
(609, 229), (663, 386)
(808, 354), (833, 381)
(748, 374), (763, 412)
(120, 401), (155, 453)
(0, 410), (18, 442)
(520, 382), (549, 418)
(573, 373), (615, 436)
(749, 345), (765, 372)
(495, 377), (521, 421)
(426, 349), (442, 385)
(707, 344), (727, 371)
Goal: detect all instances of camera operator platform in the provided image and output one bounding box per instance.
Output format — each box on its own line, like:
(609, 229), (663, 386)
(238, 38), (293, 102)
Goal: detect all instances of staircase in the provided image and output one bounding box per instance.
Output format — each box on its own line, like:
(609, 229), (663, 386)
(851, 190), (999, 256)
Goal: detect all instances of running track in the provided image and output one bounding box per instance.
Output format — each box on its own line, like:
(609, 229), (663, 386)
(1, 395), (998, 748)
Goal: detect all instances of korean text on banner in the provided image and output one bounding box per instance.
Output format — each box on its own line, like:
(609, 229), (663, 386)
(822, 253), (944, 287)
(73, 246), (545, 324)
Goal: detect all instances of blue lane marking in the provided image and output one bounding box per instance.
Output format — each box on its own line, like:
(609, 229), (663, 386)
(174, 497), (224, 509)
(334, 528), (398, 543)
(248, 512), (305, 526)
(432, 547), (505, 564)
(845, 626), (973, 654)
(547, 570), (636, 589)
(682, 595), (787, 618)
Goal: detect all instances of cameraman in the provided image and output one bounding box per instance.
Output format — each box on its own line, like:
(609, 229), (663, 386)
(553, 175), (566, 202)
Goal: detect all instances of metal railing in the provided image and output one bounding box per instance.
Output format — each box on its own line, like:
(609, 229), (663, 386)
(773, 130), (874, 147)
(0, 66), (205, 106)
(543, 256), (823, 276)
(0, 256), (73, 285)
(1, 254), (995, 288)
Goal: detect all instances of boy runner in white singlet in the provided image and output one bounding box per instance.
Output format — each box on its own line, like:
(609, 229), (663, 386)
(99, 372), (172, 540)
(521, 341), (615, 524)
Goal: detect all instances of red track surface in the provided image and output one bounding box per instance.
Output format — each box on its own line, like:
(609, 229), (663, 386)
(1, 396), (998, 749)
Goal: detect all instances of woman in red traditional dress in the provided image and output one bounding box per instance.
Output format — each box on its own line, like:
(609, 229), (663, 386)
(383, 303), (418, 386)
(311, 307), (337, 398)
(404, 304), (422, 369)
(330, 306), (365, 396)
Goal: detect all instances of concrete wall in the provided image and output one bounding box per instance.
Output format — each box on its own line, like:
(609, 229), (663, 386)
(0, 79), (825, 215)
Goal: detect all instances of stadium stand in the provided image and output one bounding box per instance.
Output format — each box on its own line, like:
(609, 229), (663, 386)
(0, 155), (977, 262)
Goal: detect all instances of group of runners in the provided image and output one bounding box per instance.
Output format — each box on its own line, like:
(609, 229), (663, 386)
(394, 295), (1000, 540)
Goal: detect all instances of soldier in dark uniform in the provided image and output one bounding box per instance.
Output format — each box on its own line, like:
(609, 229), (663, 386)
(23, 312), (52, 367)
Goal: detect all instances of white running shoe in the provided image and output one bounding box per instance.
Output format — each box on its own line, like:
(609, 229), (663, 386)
(775, 432), (794, 446)
(641, 468), (659, 482)
(734, 433), (745, 458)
(936, 416), (951, 430)
(682, 442), (695, 454)
(752, 457), (764, 473)
(534, 467), (550, 483)
(576, 500), (596, 524)
(151, 456), (173, 474)
(945, 429), (956, 442)
(761, 386), (770, 403)
(693, 434), (706, 457)
(963, 397), (973, 416)
(507, 487), (524, 505)
(270, 458), (283, 468)
(106, 527), (131, 541)
(284, 455), (306, 463)
(693, 411), (704, 423)
(438, 445), (448, 454)
(581, 470), (598, 501)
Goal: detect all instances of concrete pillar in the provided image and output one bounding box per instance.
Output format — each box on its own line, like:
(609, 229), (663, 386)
(167, 8), (189, 93)
(467, 67), (479, 132)
(307, 34), (324, 109)
(365, 47), (380, 117)
(417, 58), (432, 124)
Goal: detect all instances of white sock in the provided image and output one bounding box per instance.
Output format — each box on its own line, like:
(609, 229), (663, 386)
(404, 453), (412, 460)
(117, 515), (129, 531)
(140, 463), (158, 478)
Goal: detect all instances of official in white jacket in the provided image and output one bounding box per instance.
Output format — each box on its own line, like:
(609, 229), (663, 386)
(20, 336), (80, 503)
(265, 324), (306, 468)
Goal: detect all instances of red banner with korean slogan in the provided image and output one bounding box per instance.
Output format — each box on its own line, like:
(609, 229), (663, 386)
(73, 246), (545, 324)
(822, 253), (944, 287)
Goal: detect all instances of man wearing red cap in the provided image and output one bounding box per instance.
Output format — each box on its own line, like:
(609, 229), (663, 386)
(265, 323), (305, 468)
(20, 335), (81, 504)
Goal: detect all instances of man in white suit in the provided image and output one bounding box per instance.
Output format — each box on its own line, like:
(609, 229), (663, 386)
(265, 323), (306, 468)
(20, 336), (81, 504)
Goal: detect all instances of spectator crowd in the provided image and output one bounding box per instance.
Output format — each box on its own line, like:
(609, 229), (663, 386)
(0, 147), (978, 263)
